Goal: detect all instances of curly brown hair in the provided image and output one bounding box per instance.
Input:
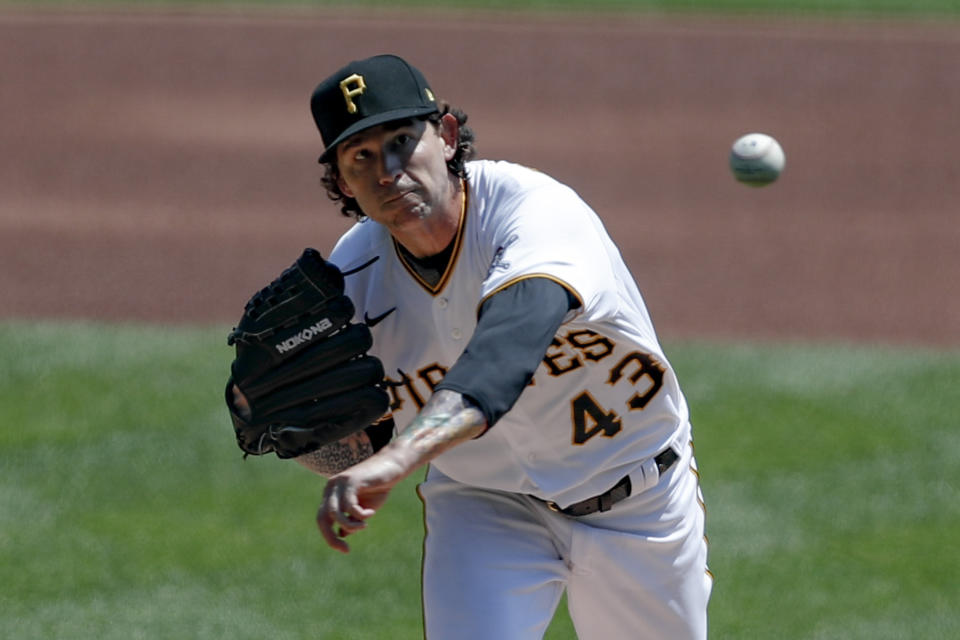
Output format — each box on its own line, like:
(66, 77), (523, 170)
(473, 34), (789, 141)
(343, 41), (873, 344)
(319, 103), (477, 220)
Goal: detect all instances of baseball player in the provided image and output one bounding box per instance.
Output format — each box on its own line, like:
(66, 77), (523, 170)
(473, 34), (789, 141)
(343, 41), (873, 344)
(231, 54), (711, 639)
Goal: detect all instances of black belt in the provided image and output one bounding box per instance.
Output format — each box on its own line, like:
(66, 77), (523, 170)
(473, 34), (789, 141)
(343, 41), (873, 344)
(542, 447), (680, 517)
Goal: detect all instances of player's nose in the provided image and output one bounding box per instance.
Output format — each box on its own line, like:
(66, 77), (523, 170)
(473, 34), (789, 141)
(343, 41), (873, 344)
(377, 151), (404, 185)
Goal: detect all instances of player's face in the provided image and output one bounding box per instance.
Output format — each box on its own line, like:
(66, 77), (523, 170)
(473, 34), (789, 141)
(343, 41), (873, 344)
(335, 115), (458, 233)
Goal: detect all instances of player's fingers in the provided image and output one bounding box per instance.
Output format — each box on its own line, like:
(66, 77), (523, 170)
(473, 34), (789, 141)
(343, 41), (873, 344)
(318, 517), (349, 553)
(325, 477), (375, 525)
(317, 482), (352, 552)
(339, 484), (377, 523)
(318, 479), (371, 547)
(317, 499), (350, 553)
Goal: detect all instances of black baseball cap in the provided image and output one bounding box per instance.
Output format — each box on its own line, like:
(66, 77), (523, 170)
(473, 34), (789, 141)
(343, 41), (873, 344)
(311, 54), (439, 163)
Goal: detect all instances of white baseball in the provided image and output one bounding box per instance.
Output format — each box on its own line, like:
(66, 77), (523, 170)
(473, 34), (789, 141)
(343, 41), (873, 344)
(729, 132), (785, 186)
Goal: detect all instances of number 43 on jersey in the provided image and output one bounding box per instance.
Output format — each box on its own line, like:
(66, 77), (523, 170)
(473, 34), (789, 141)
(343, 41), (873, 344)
(542, 330), (665, 445)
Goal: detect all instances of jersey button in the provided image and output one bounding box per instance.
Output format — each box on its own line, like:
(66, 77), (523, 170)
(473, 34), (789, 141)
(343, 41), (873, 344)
(437, 297), (448, 308)
(451, 328), (462, 340)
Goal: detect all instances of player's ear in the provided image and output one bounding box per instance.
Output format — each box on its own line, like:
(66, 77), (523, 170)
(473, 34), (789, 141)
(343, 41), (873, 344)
(438, 113), (459, 162)
(337, 174), (355, 198)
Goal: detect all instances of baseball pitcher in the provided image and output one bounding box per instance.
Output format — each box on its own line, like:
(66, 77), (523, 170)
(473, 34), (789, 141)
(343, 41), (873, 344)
(225, 54), (711, 639)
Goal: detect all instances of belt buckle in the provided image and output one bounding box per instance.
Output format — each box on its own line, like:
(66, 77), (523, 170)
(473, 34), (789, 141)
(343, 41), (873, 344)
(544, 501), (563, 513)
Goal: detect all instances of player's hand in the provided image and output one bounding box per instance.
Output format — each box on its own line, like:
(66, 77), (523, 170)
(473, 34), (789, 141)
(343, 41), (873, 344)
(316, 389), (486, 552)
(316, 454), (406, 553)
(229, 384), (252, 421)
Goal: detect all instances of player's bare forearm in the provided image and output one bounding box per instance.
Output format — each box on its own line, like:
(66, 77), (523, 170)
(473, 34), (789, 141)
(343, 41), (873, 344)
(307, 391), (483, 479)
(295, 432), (374, 477)
(335, 390), (485, 489)
(389, 389), (487, 465)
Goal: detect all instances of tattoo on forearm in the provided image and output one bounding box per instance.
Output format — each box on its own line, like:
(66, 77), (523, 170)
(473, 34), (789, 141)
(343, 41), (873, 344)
(395, 390), (486, 455)
(294, 432), (374, 477)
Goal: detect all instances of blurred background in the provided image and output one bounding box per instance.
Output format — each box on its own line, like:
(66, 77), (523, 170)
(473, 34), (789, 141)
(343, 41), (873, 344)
(2, 1), (958, 344)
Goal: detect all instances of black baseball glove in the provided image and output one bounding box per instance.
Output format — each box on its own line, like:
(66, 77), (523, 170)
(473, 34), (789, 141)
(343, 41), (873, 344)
(225, 248), (389, 459)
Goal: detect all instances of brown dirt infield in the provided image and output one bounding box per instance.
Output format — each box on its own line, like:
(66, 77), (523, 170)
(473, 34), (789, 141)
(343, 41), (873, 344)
(2, 7), (958, 346)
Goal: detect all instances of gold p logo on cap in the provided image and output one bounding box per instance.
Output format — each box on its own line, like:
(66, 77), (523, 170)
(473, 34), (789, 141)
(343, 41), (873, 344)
(312, 55), (440, 162)
(339, 74), (366, 114)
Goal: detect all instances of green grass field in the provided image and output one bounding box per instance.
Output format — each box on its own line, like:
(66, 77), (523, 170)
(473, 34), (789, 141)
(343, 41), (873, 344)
(2, 321), (958, 638)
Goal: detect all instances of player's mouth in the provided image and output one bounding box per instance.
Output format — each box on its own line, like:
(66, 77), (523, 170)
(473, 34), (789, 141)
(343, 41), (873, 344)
(382, 190), (418, 206)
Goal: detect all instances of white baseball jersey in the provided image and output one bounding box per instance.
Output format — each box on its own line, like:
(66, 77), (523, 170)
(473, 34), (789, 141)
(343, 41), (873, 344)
(329, 159), (691, 509)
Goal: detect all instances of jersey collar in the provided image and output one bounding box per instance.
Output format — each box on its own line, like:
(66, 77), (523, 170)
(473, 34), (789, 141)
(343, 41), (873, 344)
(393, 179), (468, 296)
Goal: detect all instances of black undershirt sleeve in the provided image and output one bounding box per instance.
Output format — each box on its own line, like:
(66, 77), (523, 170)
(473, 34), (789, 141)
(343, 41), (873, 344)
(434, 277), (579, 431)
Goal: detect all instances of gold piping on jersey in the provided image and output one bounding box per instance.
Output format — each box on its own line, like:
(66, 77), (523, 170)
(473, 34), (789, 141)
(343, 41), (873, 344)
(393, 179), (468, 296)
(475, 273), (585, 318)
(415, 480), (430, 639)
(689, 437), (711, 585)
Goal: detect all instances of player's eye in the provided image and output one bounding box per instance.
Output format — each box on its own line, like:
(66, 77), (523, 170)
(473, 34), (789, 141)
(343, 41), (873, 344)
(394, 132), (417, 147)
